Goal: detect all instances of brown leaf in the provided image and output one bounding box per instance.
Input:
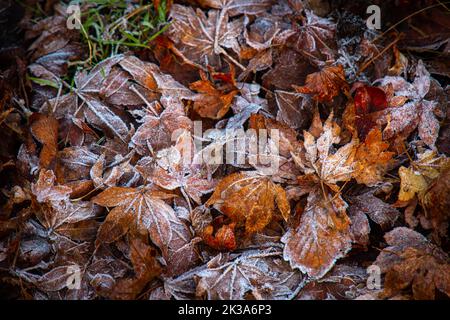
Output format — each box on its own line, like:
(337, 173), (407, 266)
(296, 264), (368, 300)
(293, 65), (348, 103)
(150, 132), (216, 204)
(194, 248), (303, 300)
(294, 112), (357, 192)
(375, 227), (450, 300)
(119, 55), (196, 100)
(93, 186), (198, 276)
(36, 265), (78, 292)
(131, 97), (193, 154)
(190, 69), (238, 119)
(349, 192), (399, 230)
(30, 114), (59, 169)
(282, 190), (352, 278)
(31, 169), (71, 203)
(92, 186), (175, 249)
(167, 4), (243, 69)
(275, 90), (314, 130)
(206, 171), (290, 235)
(109, 238), (161, 300)
(285, 9), (337, 65)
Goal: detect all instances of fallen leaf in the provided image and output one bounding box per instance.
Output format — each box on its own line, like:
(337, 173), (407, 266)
(30, 114), (59, 170)
(398, 149), (450, 202)
(167, 4), (243, 69)
(375, 227), (450, 300)
(353, 128), (394, 187)
(294, 65), (348, 103)
(109, 238), (161, 299)
(194, 248), (303, 300)
(349, 191), (399, 230)
(282, 190), (352, 278)
(206, 171), (290, 235)
(131, 97), (193, 154)
(190, 69), (238, 119)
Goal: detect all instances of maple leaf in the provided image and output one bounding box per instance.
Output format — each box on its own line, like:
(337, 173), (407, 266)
(205, 171), (290, 235)
(31, 169), (101, 240)
(167, 4), (243, 69)
(348, 191), (399, 230)
(284, 113), (357, 277)
(43, 55), (130, 143)
(59, 147), (99, 182)
(190, 69), (238, 119)
(92, 185), (199, 276)
(166, 248), (303, 300)
(119, 55), (196, 100)
(282, 190), (352, 279)
(375, 60), (440, 147)
(92, 186), (176, 248)
(296, 264), (368, 300)
(352, 128), (395, 187)
(275, 90), (314, 130)
(375, 227), (450, 300)
(31, 169), (72, 203)
(26, 10), (82, 79)
(293, 64), (348, 103)
(284, 8), (337, 65)
(294, 112), (357, 193)
(35, 265), (81, 292)
(150, 131), (216, 205)
(130, 97), (193, 154)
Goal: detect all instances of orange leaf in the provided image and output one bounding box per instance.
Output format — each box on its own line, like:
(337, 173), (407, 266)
(30, 113), (59, 169)
(190, 70), (238, 119)
(202, 223), (237, 251)
(353, 128), (395, 186)
(293, 64), (348, 103)
(206, 172), (290, 235)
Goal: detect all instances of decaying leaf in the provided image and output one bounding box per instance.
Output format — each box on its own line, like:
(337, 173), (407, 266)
(167, 4), (243, 69)
(2, 0), (449, 301)
(293, 65), (348, 103)
(150, 131), (216, 205)
(30, 114), (59, 169)
(353, 128), (395, 186)
(190, 69), (238, 119)
(375, 227), (450, 300)
(294, 112), (357, 192)
(206, 171), (290, 235)
(282, 190), (352, 278)
(131, 97), (193, 154)
(348, 191), (399, 230)
(108, 238), (162, 299)
(165, 248), (303, 300)
(296, 264), (368, 300)
(398, 149), (450, 202)
(93, 185), (198, 276)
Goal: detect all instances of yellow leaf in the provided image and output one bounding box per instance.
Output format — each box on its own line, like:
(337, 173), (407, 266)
(398, 166), (428, 202)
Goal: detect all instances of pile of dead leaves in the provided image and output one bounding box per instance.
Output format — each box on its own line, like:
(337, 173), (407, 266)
(0, 0), (449, 300)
